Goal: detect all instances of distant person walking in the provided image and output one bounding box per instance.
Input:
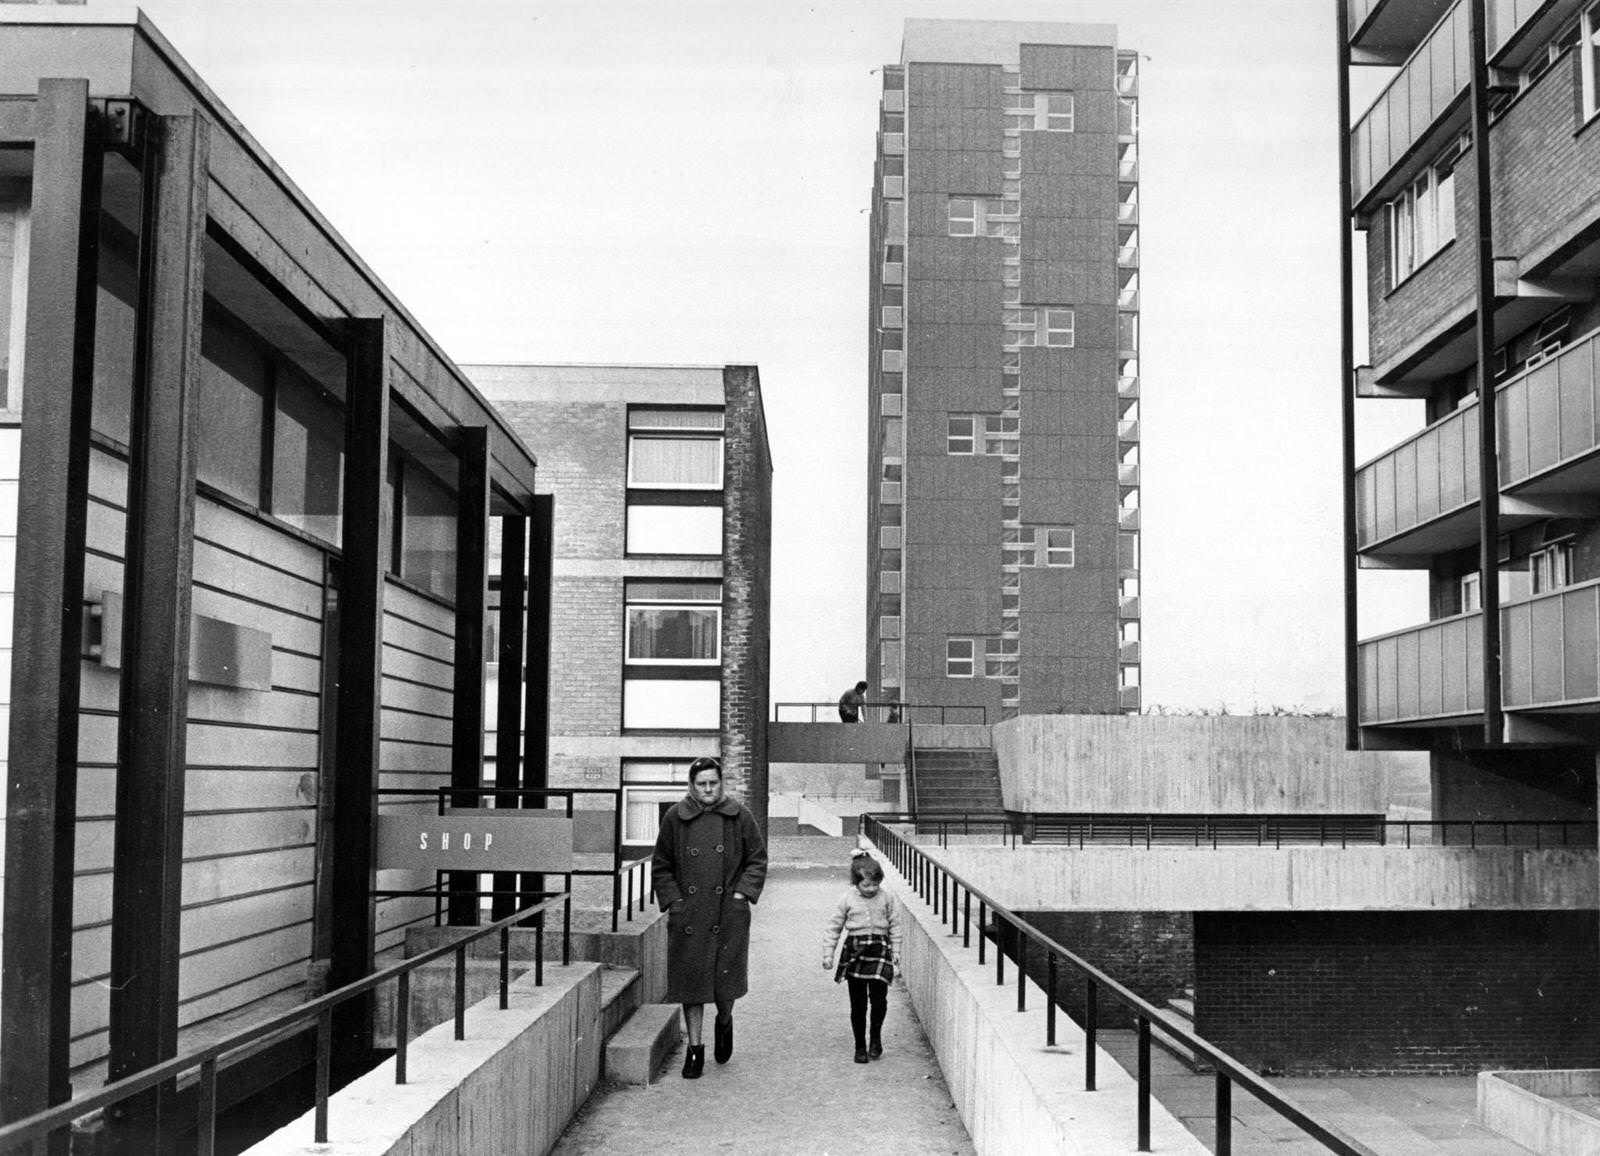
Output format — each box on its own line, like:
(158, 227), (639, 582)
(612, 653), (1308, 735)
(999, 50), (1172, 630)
(651, 756), (768, 1079)
(838, 680), (869, 723)
(821, 850), (903, 1063)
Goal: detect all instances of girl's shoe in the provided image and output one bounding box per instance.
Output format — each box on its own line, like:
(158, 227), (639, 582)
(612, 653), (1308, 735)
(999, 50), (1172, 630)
(853, 1046), (870, 1064)
(682, 1045), (705, 1079)
(868, 1037), (883, 1060)
(714, 1017), (733, 1064)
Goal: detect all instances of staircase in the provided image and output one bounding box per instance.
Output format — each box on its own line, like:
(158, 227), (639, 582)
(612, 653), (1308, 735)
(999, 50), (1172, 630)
(911, 746), (1004, 813)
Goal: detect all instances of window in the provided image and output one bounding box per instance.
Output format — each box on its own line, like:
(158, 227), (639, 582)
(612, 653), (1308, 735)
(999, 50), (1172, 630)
(982, 415), (1019, 456)
(948, 196), (1018, 238)
(1008, 307), (1075, 348)
(197, 312), (269, 507)
(627, 408), (724, 489)
(386, 454), (458, 601)
(946, 638), (975, 678)
(1531, 542), (1574, 594)
(625, 581), (721, 665)
(984, 636), (1019, 679)
(1585, 2), (1600, 120)
(1006, 91), (1075, 131)
(1388, 150), (1457, 287)
(947, 416), (976, 454)
(1044, 309), (1075, 348)
(273, 369), (344, 545)
(1045, 528), (1076, 567)
(1003, 526), (1038, 567)
(622, 760), (693, 847)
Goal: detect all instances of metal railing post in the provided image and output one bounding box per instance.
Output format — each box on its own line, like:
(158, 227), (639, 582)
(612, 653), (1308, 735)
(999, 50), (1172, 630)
(315, 1008), (332, 1143)
(1017, 936), (1027, 1012)
(1047, 953), (1057, 1046)
(500, 926), (511, 1010)
(963, 890), (971, 948)
(454, 943), (468, 1040)
(1216, 1072), (1233, 1156)
(196, 1058), (217, 1156)
(563, 879), (573, 966)
(996, 916), (1006, 986)
(1137, 1015), (1152, 1151)
(396, 971), (411, 1084)
(978, 901), (987, 965)
(1085, 980), (1098, 1091)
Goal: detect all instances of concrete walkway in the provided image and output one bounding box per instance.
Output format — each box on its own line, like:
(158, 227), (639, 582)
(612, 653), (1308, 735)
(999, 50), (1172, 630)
(549, 845), (976, 1155)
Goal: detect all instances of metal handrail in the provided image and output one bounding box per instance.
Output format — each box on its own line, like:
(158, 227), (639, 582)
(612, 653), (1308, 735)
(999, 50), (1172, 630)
(772, 701), (988, 724)
(0, 892), (571, 1156)
(861, 815), (1379, 1156)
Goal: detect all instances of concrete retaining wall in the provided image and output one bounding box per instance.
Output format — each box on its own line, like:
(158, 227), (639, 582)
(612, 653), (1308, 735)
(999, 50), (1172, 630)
(880, 847), (1207, 1155)
(245, 963), (604, 1156)
(931, 844), (1597, 911)
(994, 715), (1417, 814)
(1480, 1069), (1600, 1156)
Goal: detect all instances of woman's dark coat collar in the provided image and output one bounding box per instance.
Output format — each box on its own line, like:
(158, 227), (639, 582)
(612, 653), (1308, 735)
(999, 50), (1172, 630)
(674, 792), (740, 821)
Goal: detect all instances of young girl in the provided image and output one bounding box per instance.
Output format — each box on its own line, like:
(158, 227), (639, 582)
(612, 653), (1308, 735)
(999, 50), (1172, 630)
(821, 850), (903, 1063)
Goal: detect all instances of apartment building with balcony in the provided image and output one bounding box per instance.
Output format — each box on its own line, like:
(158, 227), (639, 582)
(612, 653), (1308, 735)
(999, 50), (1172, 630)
(465, 364), (773, 854)
(1341, 0), (1600, 820)
(866, 18), (1142, 726)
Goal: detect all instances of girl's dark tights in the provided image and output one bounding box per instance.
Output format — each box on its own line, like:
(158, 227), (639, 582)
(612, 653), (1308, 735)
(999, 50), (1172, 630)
(847, 978), (887, 1046)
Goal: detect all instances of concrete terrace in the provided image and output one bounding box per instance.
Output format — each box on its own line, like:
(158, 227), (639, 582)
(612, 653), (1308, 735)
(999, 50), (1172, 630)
(543, 837), (1541, 1155)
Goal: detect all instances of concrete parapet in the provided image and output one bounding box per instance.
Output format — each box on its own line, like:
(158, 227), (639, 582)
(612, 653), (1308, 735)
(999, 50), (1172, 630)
(994, 714), (1415, 814)
(768, 721), (907, 763)
(927, 843), (1597, 911)
(1479, 1070), (1600, 1156)
(245, 963), (604, 1156)
(877, 846), (1207, 1154)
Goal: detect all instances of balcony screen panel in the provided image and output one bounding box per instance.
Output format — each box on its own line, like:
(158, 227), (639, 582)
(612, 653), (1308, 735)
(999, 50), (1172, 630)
(1430, 18), (1458, 110)
(1376, 636), (1398, 721)
(1462, 404), (1481, 501)
(1501, 602), (1532, 708)
(1562, 585), (1599, 702)
(1500, 380), (1528, 481)
(1359, 642), (1380, 723)
(1525, 363), (1560, 477)
(1356, 467), (1377, 547)
(1374, 454), (1396, 540)
(1408, 47), (1432, 143)
(622, 679), (720, 730)
(1418, 624), (1443, 717)
(1415, 428), (1440, 520)
(1352, 120), (1372, 203)
(1441, 616), (1472, 715)
(1396, 629), (1421, 720)
(1394, 441), (1417, 533)
(1558, 339), (1596, 461)
(1438, 411), (1466, 509)
(1466, 618), (1483, 712)
(1530, 595), (1564, 705)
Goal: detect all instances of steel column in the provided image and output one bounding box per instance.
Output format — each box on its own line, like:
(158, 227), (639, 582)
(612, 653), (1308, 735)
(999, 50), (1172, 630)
(448, 426), (490, 924)
(0, 77), (101, 1128)
(491, 513), (527, 921)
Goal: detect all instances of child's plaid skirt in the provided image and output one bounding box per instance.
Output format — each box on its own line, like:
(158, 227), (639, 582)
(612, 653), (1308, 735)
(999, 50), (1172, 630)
(834, 933), (894, 985)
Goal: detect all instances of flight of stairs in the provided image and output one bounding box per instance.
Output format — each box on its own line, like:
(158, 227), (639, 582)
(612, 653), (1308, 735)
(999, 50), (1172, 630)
(911, 746), (1005, 813)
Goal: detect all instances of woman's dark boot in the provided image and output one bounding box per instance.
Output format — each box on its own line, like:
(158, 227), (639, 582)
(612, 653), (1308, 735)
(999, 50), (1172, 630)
(681, 1044), (705, 1079)
(714, 1017), (733, 1064)
(868, 1029), (883, 1060)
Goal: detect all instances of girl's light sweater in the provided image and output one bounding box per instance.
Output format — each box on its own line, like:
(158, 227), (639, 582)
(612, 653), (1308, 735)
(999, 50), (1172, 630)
(821, 888), (903, 967)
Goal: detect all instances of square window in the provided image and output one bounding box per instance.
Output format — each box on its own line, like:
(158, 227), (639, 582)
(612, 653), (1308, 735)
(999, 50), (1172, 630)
(947, 415), (976, 454)
(946, 638), (975, 678)
(948, 198), (978, 236)
(1044, 309), (1075, 347)
(1045, 528), (1076, 567)
(1045, 92), (1075, 131)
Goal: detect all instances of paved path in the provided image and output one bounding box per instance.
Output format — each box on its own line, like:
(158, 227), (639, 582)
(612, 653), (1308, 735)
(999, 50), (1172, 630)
(550, 857), (976, 1156)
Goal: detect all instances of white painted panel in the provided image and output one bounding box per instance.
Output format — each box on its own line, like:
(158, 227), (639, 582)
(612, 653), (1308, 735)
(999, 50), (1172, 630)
(181, 846), (316, 907)
(183, 809), (314, 859)
(622, 679), (720, 730)
(177, 960), (305, 1031)
(625, 505), (722, 555)
(74, 817), (115, 873)
(69, 979), (109, 1043)
(380, 708), (452, 746)
(71, 924), (110, 986)
(178, 924), (309, 1005)
(186, 769), (318, 813)
(87, 445), (128, 507)
(381, 674), (453, 717)
(84, 501), (125, 563)
(0, 480), (15, 535)
(182, 884), (314, 954)
(185, 722), (318, 769)
(378, 741), (450, 775)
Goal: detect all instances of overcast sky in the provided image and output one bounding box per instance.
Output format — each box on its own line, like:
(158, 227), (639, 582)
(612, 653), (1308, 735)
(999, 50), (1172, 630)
(114, 0), (1426, 713)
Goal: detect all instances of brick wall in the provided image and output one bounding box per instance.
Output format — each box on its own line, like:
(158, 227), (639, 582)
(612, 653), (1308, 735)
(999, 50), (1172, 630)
(720, 365), (772, 829)
(1013, 910), (1193, 1030)
(1195, 911), (1600, 1075)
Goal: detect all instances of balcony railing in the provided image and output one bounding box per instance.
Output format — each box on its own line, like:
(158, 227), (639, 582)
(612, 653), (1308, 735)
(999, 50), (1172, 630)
(1349, 0), (1469, 205)
(1119, 640), (1141, 664)
(1119, 685), (1141, 711)
(1118, 463), (1140, 488)
(1360, 578), (1600, 724)
(1488, 0), (1547, 55)
(1359, 610), (1482, 725)
(1118, 419), (1140, 442)
(1356, 328), (1600, 551)
(1118, 507), (1140, 531)
(1119, 594), (1141, 618)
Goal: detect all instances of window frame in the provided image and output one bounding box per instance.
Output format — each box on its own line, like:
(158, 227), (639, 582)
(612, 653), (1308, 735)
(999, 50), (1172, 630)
(1583, 1), (1600, 121)
(947, 415), (976, 455)
(1045, 527), (1076, 567)
(1388, 148), (1458, 288)
(623, 582), (723, 667)
(946, 638), (975, 678)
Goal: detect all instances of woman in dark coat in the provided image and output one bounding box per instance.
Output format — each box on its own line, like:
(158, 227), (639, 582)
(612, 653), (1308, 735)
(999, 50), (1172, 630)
(651, 756), (767, 1079)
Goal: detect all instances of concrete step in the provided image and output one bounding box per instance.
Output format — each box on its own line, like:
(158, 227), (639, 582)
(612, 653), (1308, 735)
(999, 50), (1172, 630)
(603, 1002), (683, 1085)
(599, 966), (642, 1042)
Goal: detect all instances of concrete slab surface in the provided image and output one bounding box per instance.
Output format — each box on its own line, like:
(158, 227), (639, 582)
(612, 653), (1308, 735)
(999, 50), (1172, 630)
(548, 857), (976, 1156)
